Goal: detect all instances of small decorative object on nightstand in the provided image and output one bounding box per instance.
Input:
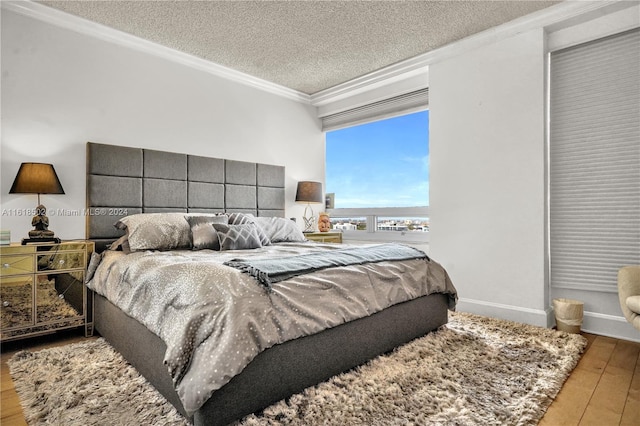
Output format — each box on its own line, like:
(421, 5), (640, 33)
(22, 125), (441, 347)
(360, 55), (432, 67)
(318, 212), (331, 232)
(0, 240), (94, 341)
(305, 231), (342, 244)
(0, 230), (9, 246)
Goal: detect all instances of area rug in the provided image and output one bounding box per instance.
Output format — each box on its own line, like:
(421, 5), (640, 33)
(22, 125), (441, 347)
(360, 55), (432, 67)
(8, 312), (587, 425)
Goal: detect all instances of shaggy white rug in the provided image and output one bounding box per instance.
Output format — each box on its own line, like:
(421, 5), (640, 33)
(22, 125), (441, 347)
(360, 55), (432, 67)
(8, 312), (586, 425)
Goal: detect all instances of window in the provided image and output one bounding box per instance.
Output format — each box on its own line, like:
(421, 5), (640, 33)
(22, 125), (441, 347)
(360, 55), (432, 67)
(549, 28), (640, 292)
(325, 111), (429, 243)
(326, 111), (429, 209)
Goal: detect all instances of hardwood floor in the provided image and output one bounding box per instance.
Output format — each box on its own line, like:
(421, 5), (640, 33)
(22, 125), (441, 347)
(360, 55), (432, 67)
(539, 333), (640, 426)
(1, 330), (639, 425)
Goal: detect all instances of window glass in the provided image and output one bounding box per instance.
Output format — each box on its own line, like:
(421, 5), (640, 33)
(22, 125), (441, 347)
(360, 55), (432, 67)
(331, 217), (365, 231)
(325, 111), (429, 209)
(377, 217), (429, 232)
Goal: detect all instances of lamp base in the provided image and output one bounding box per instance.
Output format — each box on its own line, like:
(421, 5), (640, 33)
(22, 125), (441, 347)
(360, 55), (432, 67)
(302, 204), (317, 233)
(21, 237), (61, 245)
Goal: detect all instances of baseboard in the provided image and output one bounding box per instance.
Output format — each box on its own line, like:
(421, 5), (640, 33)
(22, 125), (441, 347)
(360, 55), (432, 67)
(581, 311), (640, 343)
(456, 298), (551, 328)
(457, 297), (640, 343)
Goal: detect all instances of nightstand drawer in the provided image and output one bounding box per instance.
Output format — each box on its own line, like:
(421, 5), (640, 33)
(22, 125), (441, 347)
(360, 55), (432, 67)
(1, 255), (34, 276)
(37, 250), (85, 272)
(304, 232), (343, 243)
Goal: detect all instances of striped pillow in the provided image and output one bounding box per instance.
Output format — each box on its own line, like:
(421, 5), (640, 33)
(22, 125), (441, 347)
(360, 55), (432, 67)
(227, 213), (271, 246)
(213, 223), (263, 251)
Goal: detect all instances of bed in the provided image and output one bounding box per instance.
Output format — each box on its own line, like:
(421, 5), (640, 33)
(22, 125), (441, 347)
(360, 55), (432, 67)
(85, 142), (457, 425)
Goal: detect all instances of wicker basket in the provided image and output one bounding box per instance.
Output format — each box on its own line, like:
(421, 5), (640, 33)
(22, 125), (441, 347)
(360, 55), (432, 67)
(553, 298), (584, 334)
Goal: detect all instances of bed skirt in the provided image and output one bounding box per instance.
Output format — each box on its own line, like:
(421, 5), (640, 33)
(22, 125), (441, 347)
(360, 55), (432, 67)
(94, 291), (449, 425)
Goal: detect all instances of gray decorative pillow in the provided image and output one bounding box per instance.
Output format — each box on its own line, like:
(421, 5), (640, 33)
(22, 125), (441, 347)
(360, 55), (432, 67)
(115, 212), (225, 251)
(226, 213), (271, 246)
(213, 223), (263, 251)
(227, 212), (253, 225)
(186, 215), (229, 250)
(253, 217), (306, 243)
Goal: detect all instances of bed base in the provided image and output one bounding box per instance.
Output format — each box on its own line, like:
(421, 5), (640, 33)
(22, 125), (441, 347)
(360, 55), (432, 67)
(94, 292), (449, 426)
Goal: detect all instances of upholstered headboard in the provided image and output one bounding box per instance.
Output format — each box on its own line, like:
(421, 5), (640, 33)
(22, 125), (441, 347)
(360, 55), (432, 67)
(86, 142), (285, 250)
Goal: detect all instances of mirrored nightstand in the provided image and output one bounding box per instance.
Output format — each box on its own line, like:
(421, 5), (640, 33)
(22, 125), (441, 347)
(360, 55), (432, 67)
(304, 232), (343, 243)
(0, 240), (94, 342)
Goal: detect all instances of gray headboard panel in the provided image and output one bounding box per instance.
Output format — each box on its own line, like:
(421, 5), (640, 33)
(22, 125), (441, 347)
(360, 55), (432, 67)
(86, 142), (285, 247)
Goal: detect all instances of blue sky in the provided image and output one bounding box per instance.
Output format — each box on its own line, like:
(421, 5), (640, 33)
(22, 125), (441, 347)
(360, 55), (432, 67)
(325, 110), (429, 208)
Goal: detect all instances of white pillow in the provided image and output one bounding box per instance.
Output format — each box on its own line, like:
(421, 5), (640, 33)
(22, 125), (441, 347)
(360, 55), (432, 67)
(253, 216), (306, 243)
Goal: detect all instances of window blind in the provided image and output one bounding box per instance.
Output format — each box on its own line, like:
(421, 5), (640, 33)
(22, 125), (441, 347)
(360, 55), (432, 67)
(321, 88), (428, 131)
(550, 28), (640, 292)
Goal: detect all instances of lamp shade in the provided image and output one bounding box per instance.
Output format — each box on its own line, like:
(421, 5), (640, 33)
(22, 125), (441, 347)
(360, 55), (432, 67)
(9, 163), (65, 195)
(295, 181), (323, 203)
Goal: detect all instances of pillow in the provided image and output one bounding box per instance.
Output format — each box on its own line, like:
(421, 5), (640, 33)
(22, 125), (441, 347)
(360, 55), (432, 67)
(213, 223), (263, 251)
(253, 216), (306, 243)
(226, 213), (271, 246)
(108, 234), (131, 253)
(115, 212), (224, 251)
(227, 212), (253, 225)
(186, 215), (229, 250)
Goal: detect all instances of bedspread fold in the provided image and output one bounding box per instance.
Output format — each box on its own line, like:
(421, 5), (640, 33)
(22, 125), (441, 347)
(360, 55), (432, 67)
(224, 243), (429, 288)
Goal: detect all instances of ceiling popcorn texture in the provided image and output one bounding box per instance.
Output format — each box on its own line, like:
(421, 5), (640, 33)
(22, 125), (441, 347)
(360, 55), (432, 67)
(39, 1), (560, 94)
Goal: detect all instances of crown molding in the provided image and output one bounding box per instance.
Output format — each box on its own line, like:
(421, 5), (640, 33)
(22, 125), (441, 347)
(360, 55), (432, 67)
(4, 0), (634, 108)
(310, 0), (635, 107)
(310, 60), (429, 108)
(1, 0), (312, 104)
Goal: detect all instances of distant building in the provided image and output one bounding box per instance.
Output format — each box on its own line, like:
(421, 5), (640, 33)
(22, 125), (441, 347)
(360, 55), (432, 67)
(378, 221), (408, 231)
(334, 222), (357, 231)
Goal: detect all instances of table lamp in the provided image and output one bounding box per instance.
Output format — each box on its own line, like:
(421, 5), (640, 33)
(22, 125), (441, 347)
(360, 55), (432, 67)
(9, 162), (65, 244)
(295, 181), (323, 233)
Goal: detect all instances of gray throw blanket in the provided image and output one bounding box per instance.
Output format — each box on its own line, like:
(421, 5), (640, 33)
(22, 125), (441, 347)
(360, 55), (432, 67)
(224, 243), (429, 289)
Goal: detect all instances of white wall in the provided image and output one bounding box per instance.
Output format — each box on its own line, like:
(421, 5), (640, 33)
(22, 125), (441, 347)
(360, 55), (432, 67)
(429, 28), (548, 326)
(0, 8), (324, 240)
(429, 6), (640, 342)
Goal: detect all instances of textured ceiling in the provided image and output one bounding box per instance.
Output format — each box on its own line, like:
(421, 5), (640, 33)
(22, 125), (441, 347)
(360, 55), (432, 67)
(38, 1), (560, 95)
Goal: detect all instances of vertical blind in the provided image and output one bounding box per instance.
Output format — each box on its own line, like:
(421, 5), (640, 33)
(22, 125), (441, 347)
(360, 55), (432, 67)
(550, 28), (640, 292)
